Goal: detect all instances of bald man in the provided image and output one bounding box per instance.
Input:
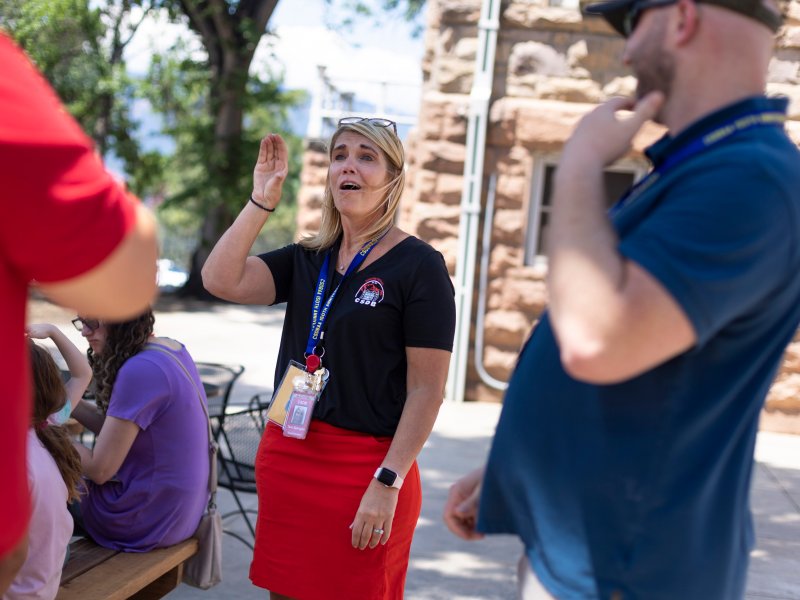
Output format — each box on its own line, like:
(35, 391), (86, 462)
(444, 1), (798, 598)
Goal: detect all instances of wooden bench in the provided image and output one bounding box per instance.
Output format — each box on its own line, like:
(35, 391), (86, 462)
(57, 537), (198, 600)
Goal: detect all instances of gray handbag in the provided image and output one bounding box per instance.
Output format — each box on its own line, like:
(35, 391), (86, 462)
(146, 343), (223, 589)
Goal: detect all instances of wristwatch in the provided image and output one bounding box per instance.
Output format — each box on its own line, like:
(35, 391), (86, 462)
(374, 467), (404, 490)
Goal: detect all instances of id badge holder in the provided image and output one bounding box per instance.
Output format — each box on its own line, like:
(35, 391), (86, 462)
(266, 360), (307, 426)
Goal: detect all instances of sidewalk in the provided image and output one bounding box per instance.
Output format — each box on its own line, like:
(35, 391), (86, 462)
(29, 296), (800, 598)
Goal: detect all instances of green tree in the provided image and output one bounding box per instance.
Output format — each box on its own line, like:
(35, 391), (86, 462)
(0, 0), (164, 198)
(2, 0), (425, 298)
(153, 0), (426, 297)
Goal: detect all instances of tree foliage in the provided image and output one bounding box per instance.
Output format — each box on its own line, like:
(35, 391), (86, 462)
(1, 0), (426, 297)
(0, 0), (165, 198)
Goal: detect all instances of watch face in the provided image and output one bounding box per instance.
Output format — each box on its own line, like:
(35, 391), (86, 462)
(377, 468), (397, 487)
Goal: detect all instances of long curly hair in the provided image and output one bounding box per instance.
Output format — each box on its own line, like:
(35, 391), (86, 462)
(88, 309), (155, 413)
(300, 119), (405, 252)
(29, 341), (84, 501)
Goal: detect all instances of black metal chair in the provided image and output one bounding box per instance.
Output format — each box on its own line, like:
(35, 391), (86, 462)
(195, 362), (245, 434)
(216, 395), (271, 548)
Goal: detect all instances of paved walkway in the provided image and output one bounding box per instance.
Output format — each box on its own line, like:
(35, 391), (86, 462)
(29, 296), (800, 598)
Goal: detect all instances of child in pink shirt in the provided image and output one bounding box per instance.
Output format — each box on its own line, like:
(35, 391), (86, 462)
(3, 325), (90, 600)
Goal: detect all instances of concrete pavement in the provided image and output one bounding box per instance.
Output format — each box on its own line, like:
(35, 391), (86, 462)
(29, 296), (800, 599)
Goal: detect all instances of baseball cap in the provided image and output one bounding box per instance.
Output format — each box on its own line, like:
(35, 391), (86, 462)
(584, 0), (783, 36)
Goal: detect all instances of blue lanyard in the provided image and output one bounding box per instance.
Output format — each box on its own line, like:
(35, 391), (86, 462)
(305, 233), (386, 358)
(609, 109), (785, 216)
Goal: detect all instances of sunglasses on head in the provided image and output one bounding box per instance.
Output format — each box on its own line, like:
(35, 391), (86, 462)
(72, 317), (100, 332)
(337, 117), (397, 135)
(622, 0), (680, 36)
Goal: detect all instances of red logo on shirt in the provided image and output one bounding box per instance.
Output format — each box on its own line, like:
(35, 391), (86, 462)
(355, 278), (384, 307)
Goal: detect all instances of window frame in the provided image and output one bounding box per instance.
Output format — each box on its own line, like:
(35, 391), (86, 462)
(524, 155), (647, 266)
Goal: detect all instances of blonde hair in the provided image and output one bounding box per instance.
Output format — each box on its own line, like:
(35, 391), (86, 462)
(300, 120), (405, 251)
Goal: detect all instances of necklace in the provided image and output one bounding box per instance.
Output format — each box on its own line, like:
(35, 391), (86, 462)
(338, 246), (357, 272)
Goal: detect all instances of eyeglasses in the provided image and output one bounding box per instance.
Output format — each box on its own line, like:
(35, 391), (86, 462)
(337, 117), (397, 135)
(72, 317), (100, 332)
(622, 0), (679, 36)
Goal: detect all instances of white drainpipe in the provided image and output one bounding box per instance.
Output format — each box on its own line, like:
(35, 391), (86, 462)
(445, 0), (502, 402)
(474, 173), (509, 391)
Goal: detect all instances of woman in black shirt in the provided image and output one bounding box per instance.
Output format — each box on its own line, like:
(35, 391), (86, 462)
(203, 118), (455, 600)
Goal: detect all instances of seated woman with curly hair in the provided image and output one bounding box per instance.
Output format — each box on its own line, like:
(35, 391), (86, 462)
(70, 308), (209, 551)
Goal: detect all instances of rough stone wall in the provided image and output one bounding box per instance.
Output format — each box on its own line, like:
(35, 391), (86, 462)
(295, 0), (800, 432)
(295, 140), (329, 241)
(402, 0), (670, 405)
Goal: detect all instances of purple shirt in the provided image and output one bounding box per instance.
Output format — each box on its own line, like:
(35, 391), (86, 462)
(82, 341), (209, 551)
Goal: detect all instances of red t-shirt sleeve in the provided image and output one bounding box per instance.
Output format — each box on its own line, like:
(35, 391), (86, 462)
(0, 33), (137, 283)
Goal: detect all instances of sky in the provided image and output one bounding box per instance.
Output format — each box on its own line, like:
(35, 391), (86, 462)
(123, 0), (426, 142)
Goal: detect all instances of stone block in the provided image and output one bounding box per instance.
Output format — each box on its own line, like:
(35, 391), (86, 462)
(433, 172), (466, 205)
(495, 144), (533, 178)
(492, 207), (527, 244)
(487, 103), (518, 147)
(454, 36), (479, 61)
(503, 4), (584, 29)
(413, 170), (438, 201)
(481, 346), (519, 378)
(766, 373), (800, 412)
(417, 216), (461, 242)
(510, 41), (569, 77)
(297, 186), (325, 209)
(436, 56), (476, 94)
(489, 244), (524, 278)
(418, 140), (467, 174)
(498, 276), (549, 314)
(484, 309), (532, 348)
(532, 77), (604, 103)
(781, 25), (800, 48)
(494, 173), (528, 210)
(768, 57), (800, 84)
(439, 0), (482, 25)
(434, 236), (459, 273)
(603, 75), (637, 97)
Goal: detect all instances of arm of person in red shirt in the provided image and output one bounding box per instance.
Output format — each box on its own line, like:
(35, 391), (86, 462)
(36, 201), (158, 320)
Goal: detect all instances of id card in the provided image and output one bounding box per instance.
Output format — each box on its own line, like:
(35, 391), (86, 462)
(283, 389), (317, 439)
(266, 360), (306, 426)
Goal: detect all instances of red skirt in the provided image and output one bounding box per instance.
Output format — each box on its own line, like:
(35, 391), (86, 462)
(249, 420), (422, 599)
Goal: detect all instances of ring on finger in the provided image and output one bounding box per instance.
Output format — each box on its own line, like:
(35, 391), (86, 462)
(372, 528), (385, 535)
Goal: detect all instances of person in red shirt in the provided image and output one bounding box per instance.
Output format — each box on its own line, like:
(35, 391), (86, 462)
(0, 33), (158, 592)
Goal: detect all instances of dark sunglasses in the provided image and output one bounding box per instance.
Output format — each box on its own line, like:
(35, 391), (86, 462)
(72, 317), (100, 332)
(337, 117), (397, 135)
(623, 0), (679, 36)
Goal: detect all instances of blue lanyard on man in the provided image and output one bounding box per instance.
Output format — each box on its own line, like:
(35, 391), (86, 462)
(610, 108), (785, 217)
(304, 233), (386, 373)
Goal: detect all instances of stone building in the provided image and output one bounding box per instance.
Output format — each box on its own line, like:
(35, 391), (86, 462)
(296, 0), (800, 433)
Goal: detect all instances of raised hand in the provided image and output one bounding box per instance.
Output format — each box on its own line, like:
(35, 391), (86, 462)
(252, 134), (289, 211)
(26, 323), (55, 340)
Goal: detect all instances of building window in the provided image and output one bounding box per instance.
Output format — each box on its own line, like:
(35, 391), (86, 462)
(525, 159), (644, 265)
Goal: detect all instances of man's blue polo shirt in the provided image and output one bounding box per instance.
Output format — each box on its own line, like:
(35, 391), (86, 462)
(478, 97), (800, 600)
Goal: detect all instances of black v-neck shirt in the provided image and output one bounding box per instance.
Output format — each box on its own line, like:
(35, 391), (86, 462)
(259, 236), (455, 436)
